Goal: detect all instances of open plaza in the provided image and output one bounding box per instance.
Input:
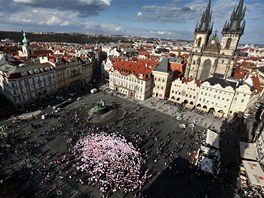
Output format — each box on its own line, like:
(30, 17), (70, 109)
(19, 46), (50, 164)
(0, 89), (248, 198)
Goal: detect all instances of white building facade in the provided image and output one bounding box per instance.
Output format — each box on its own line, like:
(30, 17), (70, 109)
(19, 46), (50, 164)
(108, 60), (156, 100)
(169, 78), (199, 109)
(169, 77), (260, 118)
(0, 62), (56, 109)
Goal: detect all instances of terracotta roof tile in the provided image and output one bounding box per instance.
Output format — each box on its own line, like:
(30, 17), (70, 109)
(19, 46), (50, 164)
(251, 75), (262, 92)
(33, 50), (54, 56)
(182, 77), (193, 83)
(234, 68), (247, 80)
(138, 51), (150, 56)
(113, 60), (159, 75)
(170, 63), (183, 74)
(111, 57), (122, 63)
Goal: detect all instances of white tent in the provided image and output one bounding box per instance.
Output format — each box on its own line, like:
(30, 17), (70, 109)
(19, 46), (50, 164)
(240, 142), (258, 161)
(200, 157), (213, 174)
(206, 129), (220, 149)
(242, 160), (264, 187)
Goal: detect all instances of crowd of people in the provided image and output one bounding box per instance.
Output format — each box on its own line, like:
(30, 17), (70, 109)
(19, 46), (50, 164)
(72, 132), (148, 195)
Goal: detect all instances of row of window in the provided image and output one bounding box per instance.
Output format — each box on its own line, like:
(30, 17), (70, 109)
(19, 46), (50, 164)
(193, 59), (226, 65)
(201, 88), (247, 97)
(154, 77), (165, 82)
(173, 85), (196, 91)
(201, 88), (234, 95)
(196, 37), (233, 49)
(112, 80), (143, 92)
(199, 98), (227, 107)
(155, 86), (163, 90)
(199, 97), (244, 103)
(111, 73), (143, 84)
(172, 90), (196, 99)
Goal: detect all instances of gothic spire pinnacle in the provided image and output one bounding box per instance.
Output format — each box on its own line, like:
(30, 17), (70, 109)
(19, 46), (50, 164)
(222, 0), (246, 35)
(196, 0), (212, 33)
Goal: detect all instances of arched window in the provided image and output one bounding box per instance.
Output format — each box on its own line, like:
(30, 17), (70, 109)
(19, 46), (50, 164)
(200, 59), (211, 81)
(225, 38), (232, 49)
(197, 37), (202, 47)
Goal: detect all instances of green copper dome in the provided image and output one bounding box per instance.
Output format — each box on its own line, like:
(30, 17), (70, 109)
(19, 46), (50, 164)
(22, 31), (30, 46)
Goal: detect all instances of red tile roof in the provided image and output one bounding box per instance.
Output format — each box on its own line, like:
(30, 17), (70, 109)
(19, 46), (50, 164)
(195, 79), (202, 86)
(149, 55), (160, 61)
(138, 50), (150, 56)
(170, 63), (183, 74)
(182, 77), (193, 83)
(136, 59), (160, 69)
(33, 50), (54, 56)
(181, 77), (201, 86)
(111, 57), (123, 63)
(233, 68), (249, 80)
(251, 75), (262, 92)
(113, 60), (159, 75)
(30, 43), (39, 47)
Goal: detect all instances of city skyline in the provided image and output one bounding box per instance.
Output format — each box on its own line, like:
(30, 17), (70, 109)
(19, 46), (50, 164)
(0, 0), (263, 44)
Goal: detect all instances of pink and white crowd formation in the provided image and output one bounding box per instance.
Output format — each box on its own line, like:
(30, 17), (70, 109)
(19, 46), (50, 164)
(71, 132), (149, 195)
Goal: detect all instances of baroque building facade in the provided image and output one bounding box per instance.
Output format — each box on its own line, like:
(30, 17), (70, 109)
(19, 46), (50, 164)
(0, 62), (57, 109)
(108, 59), (159, 100)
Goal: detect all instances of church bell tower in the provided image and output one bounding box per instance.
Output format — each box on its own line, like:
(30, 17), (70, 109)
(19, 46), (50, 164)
(220, 0), (246, 57)
(185, 0), (212, 79)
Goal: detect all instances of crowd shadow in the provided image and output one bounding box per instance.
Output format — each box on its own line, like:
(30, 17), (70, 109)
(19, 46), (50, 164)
(142, 155), (233, 198)
(0, 170), (36, 198)
(143, 115), (249, 198)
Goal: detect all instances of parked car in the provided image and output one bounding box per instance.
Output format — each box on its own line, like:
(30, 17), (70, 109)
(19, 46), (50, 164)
(189, 123), (195, 128)
(56, 96), (64, 101)
(77, 97), (83, 101)
(176, 116), (182, 121)
(90, 88), (97, 94)
(179, 123), (187, 129)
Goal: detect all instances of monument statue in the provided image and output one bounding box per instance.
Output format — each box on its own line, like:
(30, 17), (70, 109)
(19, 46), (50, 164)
(91, 100), (107, 114)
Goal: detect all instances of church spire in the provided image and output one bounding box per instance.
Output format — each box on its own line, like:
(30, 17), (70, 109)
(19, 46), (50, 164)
(222, 0), (246, 35)
(196, 0), (212, 33)
(21, 30), (30, 47)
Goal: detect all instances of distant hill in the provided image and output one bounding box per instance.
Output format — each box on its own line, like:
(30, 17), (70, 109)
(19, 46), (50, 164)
(0, 31), (130, 44)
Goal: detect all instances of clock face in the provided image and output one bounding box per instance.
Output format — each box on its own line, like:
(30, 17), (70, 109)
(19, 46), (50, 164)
(211, 40), (216, 44)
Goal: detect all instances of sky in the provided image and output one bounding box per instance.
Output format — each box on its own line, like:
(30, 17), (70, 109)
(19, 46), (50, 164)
(0, 0), (263, 44)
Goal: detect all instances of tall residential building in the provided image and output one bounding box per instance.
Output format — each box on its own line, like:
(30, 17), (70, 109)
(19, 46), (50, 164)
(51, 57), (93, 92)
(169, 78), (200, 109)
(0, 62), (56, 109)
(185, 0), (246, 81)
(152, 58), (174, 99)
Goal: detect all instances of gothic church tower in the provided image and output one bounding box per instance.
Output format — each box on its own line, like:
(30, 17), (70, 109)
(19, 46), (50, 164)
(218, 0), (246, 78)
(185, 0), (246, 81)
(185, 0), (212, 80)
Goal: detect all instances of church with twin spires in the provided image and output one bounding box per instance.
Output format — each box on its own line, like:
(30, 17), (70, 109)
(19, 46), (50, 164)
(184, 0), (246, 81)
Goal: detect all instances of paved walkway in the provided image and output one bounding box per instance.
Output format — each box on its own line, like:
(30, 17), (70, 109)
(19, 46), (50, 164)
(121, 96), (225, 133)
